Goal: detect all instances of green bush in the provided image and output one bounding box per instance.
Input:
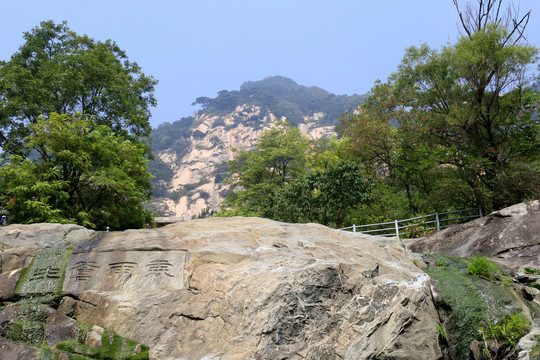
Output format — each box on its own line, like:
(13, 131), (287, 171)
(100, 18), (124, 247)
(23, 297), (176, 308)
(468, 256), (503, 280)
(479, 312), (529, 347)
(524, 267), (540, 275)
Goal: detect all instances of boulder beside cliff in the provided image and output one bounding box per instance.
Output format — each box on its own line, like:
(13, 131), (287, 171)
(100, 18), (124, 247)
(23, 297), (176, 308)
(0, 218), (443, 359)
(2, 204), (540, 359)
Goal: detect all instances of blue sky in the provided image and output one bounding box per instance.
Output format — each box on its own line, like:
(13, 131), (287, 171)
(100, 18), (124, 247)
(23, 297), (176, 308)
(2, 0), (540, 128)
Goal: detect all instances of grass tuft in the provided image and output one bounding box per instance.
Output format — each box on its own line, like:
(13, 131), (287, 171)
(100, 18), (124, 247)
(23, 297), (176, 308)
(468, 256), (503, 281)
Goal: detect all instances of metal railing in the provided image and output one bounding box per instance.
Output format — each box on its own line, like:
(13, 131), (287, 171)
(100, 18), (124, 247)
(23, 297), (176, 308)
(339, 207), (483, 238)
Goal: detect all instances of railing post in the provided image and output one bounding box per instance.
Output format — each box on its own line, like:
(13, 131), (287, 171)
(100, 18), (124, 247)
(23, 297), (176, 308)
(395, 220), (399, 238)
(435, 212), (440, 231)
(478, 206), (483, 218)
(353, 224), (356, 233)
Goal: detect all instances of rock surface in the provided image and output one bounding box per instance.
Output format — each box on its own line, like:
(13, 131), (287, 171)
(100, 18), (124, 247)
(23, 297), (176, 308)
(1, 218), (443, 359)
(404, 200), (540, 271)
(0, 223), (94, 273)
(2, 204), (540, 359)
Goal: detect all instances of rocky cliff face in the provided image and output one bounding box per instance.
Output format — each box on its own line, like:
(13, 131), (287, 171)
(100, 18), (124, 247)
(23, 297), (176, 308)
(148, 76), (366, 218)
(152, 106), (335, 218)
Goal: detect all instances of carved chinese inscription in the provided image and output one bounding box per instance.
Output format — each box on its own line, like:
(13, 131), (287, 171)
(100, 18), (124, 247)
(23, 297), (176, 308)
(16, 246), (70, 296)
(109, 262), (137, 276)
(28, 267), (60, 281)
(145, 260), (174, 277)
(63, 250), (187, 293)
(71, 261), (100, 282)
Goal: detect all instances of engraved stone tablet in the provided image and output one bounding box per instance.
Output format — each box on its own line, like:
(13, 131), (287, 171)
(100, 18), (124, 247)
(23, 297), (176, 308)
(15, 247), (72, 295)
(63, 250), (186, 293)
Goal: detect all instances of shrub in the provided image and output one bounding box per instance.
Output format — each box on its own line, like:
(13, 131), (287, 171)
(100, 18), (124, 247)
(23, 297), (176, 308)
(524, 267), (540, 275)
(468, 256), (503, 280)
(479, 312), (529, 347)
(436, 325), (447, 340)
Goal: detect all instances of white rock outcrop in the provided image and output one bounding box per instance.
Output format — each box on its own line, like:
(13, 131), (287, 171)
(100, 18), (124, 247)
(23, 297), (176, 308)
(154, 106), (335, 218)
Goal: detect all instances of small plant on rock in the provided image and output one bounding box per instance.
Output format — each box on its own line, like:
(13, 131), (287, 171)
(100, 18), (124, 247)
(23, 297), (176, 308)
(468, 256), (503, 281)
(436, 259), (447, 267)
(524, 267), (540, 275)
(479, 312), (529, 349)
(436, 325), (448, 340)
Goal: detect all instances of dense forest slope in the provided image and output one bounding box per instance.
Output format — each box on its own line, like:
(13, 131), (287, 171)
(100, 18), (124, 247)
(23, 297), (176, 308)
(148, 76), (365, 217)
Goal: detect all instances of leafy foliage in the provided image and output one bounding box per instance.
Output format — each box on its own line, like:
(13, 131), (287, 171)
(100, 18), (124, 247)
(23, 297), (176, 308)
(150, 116), (194, 154)
(270, 161), (372, 228)
(0, 113), (153, 230)
(147, 157), (175, 198)
(479, 312), (529, 348)
(524, 267), (540, 275)
(149, 77), (365, 197)
(468, 256), (504, 281)
(221, 121), (311, 217)
(0, 20), (157, 156)
(220, 122), (372, 227)
(425, 255), (527, 360)
(338, 21), (540, 219)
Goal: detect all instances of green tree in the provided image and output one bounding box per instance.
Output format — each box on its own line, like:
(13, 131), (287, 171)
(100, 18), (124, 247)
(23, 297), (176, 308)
(0, 20), (157, 155)
(220, 124), (373, 227)
(272, 161), (372, 228)
(393, 22), (538, 211)
(0, 113), (153, 230)
(338, 81), (439, 216)
(340, 2), (539, 215)
(221, 121), (312, 216)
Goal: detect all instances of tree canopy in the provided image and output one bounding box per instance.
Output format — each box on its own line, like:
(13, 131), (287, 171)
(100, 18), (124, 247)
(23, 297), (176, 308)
(0, 20), (157, 156)
(222, 121), (312, 216)
(220, 122), (372, 227)
(0, 21), (157, 229)
(339, 2), (540, 216)
(0, 113), (153, 230)
(191, 76), (365, 126)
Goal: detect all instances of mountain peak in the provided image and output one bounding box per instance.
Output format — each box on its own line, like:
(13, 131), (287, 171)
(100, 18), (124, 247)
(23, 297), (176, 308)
(149, 77), (366, 217)
(192, 76), (364, 127)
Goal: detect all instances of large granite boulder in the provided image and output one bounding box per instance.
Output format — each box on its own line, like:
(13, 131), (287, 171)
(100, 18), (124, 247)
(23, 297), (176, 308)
(0, 223), (95, 300)
(0, 223), (94, 273)
(1, 217), (444, 359)
(404, 200), (540, 271)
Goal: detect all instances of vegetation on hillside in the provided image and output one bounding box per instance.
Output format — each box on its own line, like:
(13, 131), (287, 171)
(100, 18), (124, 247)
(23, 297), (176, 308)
(425, 254), (532, 359)
(220, 0), (540, 229)
(340, 20), (539, 215)
(192, 76), (365, 126)
(219, 122), (372, 228)
(149, 77), (366, 205)
(0, 114), (154, 229)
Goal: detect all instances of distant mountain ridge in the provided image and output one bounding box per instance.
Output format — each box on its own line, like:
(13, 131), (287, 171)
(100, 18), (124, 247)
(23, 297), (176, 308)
(148, 76), (366, 217)
(192, 76), (364, 126)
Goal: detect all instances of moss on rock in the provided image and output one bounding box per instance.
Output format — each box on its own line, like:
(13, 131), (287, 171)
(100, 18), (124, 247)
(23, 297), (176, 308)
(14, 246), (73, 296)
(425, 254), (529, 359)
(55, 328), (149, 359)
(4, 319), (45, 346)
(0, 301), (148, 359)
